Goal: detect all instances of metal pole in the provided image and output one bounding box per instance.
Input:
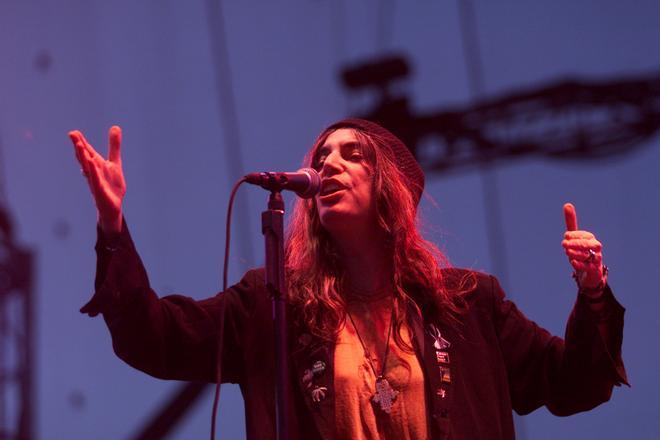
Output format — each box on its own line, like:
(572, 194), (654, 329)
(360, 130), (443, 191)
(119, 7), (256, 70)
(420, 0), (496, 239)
(261, 191), (291, 440)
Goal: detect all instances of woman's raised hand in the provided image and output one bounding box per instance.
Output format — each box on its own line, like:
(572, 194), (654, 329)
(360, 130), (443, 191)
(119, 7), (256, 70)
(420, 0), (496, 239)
(562, 203), (606, 292)
(69, 126), (126, 233)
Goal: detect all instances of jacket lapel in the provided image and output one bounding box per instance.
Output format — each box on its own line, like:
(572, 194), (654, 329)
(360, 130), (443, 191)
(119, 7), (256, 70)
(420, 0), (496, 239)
(290, 331), (336, 439)
(410, 307), (454, 440)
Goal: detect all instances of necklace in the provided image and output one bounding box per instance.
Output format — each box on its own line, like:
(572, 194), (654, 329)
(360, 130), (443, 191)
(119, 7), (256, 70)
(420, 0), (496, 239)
(346, 304), (399, 414)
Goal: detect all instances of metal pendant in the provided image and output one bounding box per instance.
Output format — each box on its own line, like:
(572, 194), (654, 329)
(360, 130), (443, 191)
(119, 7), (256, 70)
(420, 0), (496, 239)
(372, 377), (399, 414)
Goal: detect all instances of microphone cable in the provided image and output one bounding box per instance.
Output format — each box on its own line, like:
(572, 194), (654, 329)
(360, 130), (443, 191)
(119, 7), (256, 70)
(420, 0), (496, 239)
(211, 176), (247, 440)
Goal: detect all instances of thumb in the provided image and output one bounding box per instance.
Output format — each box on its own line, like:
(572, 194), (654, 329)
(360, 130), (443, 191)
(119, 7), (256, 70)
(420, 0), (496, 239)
(563, 203), (578, 231)
(108, 125), (122, 164)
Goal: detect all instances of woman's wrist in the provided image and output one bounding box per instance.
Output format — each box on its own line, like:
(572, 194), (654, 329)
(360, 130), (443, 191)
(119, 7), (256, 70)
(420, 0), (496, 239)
(574, 265), (609, 301)
(580, 284), (606, 302)
(98, 211), (123, 234)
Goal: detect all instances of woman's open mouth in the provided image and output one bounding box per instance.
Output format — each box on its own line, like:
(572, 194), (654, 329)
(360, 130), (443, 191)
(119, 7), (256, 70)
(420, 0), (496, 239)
(319, 188), (345, 203)
(319, 178), (347, 202)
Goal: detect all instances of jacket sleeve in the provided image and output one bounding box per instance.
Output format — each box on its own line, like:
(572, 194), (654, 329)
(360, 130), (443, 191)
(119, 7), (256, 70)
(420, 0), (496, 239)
(491, 275), (628, 416)
(80, 218), (260, 384)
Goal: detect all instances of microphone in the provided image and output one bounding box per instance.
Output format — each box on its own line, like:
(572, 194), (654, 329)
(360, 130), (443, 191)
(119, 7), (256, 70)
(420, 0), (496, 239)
(244, 168), (321, 198)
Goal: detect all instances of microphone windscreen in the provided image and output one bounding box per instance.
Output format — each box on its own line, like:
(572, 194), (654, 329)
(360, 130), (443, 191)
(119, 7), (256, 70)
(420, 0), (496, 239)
(296, 168), (321, 198)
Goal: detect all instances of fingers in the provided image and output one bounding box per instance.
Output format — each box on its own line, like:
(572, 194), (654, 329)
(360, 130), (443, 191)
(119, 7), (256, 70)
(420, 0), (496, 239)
(562, 224), (603, 265)
(108, 125), (122, 164)
(69, 130), (105, 199)
(563, 203), (577, 231)
(561, 237), (601, 251)
(561, 203), (607, 289)
(68, 127), (126, 224)
(71, 135), (86, 168)
(569, 258), (601, 272)
(84, 154), (104, 198)
(561, 203), (601, 254)
(70, 132), (93, 175)
(563, 230), (595, 240)
(565, 247), (601, 259)
(69, 130), (104, 164)
(562, 241), (602, 274)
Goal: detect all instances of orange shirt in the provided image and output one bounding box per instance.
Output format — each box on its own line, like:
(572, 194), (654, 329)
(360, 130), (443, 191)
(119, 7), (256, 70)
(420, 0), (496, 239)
(334, 296), (428, 439)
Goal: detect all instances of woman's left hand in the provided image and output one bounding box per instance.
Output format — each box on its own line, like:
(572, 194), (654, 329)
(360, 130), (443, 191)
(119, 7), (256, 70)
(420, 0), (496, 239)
(562, 203), (606, 290)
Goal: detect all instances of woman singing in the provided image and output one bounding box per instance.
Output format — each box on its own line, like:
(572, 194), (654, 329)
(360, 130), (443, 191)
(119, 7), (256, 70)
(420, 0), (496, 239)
(69, 119), (627, 439)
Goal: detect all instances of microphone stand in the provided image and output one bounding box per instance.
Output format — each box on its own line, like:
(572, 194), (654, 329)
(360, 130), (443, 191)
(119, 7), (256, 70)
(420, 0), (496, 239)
(261, 190), (291, 440)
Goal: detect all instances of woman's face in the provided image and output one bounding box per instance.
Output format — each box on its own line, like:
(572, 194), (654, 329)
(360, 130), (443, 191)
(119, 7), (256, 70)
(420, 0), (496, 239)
(312, 129), (377, 236)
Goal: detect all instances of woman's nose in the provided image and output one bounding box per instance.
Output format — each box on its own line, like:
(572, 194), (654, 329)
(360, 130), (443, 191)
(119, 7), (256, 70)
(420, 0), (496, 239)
(320, 152), (342, 177)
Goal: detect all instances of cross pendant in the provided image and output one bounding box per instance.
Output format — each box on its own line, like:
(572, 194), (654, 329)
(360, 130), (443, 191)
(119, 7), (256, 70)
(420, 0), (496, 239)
(372, 377), (399, 414)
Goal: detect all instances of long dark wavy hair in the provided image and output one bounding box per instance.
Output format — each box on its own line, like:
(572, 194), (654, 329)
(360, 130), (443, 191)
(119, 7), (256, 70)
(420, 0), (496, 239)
(285, 126), (470, 347)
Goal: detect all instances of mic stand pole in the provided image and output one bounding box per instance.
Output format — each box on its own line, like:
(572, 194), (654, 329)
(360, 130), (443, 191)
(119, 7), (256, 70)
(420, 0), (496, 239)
(261, 190), (291, 440)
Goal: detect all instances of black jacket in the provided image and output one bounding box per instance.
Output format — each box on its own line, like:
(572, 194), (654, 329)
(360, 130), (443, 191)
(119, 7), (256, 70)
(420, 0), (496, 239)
(81, 221), (628, 439)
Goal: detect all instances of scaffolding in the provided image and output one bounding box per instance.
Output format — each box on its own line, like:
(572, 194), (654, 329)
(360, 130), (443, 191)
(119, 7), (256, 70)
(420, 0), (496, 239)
(0, 208), (34, 440)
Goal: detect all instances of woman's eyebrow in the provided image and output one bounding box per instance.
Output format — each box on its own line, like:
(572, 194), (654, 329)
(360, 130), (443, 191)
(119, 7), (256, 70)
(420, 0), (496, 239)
(341, 141), (361, 150)
(315, 141), (360, 159)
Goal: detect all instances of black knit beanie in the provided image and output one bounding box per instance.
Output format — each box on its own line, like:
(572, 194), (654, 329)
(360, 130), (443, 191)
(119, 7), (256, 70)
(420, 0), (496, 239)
(320, 118), (425, 206)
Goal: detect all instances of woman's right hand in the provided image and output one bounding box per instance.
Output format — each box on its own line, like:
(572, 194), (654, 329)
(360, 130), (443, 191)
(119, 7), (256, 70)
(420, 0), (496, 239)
(69, 126), (126, 233)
